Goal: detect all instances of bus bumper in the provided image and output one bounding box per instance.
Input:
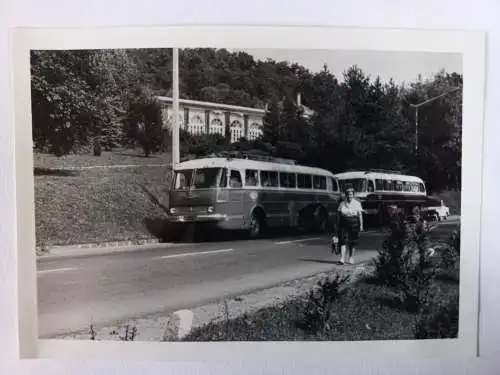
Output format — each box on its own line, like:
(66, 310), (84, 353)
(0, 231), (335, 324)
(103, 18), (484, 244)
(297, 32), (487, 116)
(167, 213), (228, 223)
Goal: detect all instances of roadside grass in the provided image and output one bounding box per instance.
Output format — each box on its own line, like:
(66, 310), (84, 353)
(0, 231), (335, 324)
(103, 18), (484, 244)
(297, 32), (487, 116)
(182, 276), (458, 341)
(182, 221), (460, 342)
(35, 156), (173, 246)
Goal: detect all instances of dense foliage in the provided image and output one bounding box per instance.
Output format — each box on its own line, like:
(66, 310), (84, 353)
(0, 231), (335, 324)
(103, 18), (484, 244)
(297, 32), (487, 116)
(372, 212), (439, 313)
(31, 48), (462, 191)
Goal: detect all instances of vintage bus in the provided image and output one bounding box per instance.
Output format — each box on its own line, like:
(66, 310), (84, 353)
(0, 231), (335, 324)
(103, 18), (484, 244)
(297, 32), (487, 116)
(334, 170), (429, 226)
(167, 153), (342, 238)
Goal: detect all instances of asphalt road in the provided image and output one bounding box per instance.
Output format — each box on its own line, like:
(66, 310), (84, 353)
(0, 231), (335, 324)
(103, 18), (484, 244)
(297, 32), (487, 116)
(37, 218), (459, 338)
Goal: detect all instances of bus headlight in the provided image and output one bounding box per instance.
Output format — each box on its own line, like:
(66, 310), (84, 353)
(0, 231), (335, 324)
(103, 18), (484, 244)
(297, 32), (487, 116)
(207, 206), (214, 213)
(169, 207), (177, 215)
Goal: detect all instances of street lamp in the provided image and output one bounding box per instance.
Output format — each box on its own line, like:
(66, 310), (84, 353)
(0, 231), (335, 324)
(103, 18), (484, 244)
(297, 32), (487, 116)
(409, 86), (461, 152)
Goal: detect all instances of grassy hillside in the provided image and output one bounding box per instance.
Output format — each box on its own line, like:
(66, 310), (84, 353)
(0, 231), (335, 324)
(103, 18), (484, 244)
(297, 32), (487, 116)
(34, 150), (173, 247)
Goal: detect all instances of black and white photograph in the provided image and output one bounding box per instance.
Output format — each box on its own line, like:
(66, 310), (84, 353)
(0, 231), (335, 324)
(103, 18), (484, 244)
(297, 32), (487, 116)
(29, 43), (468, 345)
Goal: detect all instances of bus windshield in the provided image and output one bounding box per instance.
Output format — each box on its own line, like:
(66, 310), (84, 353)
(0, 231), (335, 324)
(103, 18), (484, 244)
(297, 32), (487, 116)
(174, 168), (221, 190)
(339, 178), (366, 193)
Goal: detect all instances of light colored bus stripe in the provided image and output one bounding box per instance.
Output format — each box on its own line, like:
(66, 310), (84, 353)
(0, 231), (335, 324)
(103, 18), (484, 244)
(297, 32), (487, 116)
(37, 267), (78, 274)
(156, 248), (234, 260)
(275, 237), (322, 245)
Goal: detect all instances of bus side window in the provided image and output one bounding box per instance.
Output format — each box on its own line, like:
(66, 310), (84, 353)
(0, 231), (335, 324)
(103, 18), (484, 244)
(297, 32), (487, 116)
(367, 180), (375, 192)
(261, 171), (278, 187)
(229, 170), (242, 188)
(245, 169), (259, 187)
(219, 168), (228, 188)
(327, 177), (338, 192)
(332, 178), (339, 192)
(298, 174), (312, 189)
(279, 172), (288, 188)
(385, 180), (394, 191)
(419, 183), (426, 193)
(313, 175), (327, 190)
(280, 172), (296, 188)
(375, 179), (384, 191)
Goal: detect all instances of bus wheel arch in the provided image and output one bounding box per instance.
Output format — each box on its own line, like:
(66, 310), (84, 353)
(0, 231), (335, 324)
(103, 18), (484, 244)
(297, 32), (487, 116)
(298, 205), (315, 232)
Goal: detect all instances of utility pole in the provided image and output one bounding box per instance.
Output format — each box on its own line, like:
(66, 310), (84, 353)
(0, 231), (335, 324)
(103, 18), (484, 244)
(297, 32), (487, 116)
(172, 47), (180, 168)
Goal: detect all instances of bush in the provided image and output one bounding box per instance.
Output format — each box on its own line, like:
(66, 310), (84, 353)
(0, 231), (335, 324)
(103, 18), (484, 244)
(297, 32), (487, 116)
(373, 212), (439, 313)
(414, 295), (459, 339)
(93, 137), (102, 156)
(440, 229), (460, 270)
(295, 273), (350, 336)
(125, 89), (165, 157)
(450, 229), (460, 255)
(373, 213), (409, 288)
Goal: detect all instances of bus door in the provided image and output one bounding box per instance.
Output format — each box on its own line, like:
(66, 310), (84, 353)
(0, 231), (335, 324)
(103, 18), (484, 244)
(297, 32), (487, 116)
(227, 169), (245, 221)
(259, 170), (281, 227)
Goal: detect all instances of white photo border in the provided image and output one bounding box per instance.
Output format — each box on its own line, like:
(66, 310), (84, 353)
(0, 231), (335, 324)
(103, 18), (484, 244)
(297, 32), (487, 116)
(10, 25), (486, 361)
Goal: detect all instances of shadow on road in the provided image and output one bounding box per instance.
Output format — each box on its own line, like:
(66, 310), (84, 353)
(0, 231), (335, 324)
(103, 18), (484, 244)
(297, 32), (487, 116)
(296, 258), (344, 266)
(34, 167), (80, 177)
(113, 152), (162, 159)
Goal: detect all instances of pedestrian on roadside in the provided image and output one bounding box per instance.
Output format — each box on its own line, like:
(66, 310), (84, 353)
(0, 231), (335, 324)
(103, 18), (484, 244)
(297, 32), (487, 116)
(336, 187), (364, 265)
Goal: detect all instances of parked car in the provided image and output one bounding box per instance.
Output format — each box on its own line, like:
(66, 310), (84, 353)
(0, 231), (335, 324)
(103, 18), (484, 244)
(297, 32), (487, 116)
(421, 197), (450, 221)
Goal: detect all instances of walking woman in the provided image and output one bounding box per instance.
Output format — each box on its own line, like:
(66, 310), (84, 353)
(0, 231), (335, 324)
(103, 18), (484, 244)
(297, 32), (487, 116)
(336, 187), (364, 264)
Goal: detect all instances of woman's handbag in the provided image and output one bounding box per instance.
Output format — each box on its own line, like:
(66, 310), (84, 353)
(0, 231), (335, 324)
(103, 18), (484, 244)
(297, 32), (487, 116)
(331, 235), (340, 254)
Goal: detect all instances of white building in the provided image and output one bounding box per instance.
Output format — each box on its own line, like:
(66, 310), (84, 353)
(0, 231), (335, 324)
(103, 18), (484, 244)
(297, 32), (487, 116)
(156, 96), (266, 143)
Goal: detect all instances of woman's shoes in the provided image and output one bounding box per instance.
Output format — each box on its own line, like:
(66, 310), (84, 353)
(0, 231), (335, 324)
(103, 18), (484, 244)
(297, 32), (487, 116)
(339, 257), (355, 265)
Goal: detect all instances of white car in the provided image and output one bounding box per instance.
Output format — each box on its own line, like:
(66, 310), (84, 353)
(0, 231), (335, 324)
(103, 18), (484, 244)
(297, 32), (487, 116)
(422, 199), (450, 221)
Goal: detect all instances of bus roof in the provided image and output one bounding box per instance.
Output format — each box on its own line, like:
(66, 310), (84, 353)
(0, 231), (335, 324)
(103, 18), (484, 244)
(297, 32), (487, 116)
(334, 170), (424, 183)
(175, 157), (335, 177)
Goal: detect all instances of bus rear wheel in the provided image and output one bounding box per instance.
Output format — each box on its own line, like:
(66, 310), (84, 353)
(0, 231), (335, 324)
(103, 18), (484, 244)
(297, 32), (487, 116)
(248, 209), (265, 238)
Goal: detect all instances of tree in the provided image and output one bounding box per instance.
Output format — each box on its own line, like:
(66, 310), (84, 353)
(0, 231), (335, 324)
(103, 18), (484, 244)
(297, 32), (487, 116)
(31, 50), (96, 155)
(31, 47), (462, 193)
(125, 88), (165, 157)
(85, 49), (140, 150)
(262, 98), (282, 145)
(31, 49), (142, 155)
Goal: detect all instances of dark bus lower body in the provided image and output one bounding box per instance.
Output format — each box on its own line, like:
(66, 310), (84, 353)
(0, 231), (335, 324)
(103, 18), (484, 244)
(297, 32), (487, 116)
(361, 196), (430, 228)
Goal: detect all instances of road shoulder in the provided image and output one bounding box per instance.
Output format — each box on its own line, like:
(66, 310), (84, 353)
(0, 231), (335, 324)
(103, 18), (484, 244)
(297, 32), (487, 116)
(51, 262), (373, 342)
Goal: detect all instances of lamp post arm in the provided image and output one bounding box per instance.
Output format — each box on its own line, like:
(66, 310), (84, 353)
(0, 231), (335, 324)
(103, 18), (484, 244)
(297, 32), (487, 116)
(409, 86), (461, 153)
(409, 86), (461, 108)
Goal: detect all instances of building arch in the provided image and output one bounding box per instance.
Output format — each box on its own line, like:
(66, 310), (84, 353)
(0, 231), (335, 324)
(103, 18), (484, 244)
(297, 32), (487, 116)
(189, 115), (205, 135)
(230, 120), (244, 143)
(248, 122), (262, 141)
(209, 118), (225, 136)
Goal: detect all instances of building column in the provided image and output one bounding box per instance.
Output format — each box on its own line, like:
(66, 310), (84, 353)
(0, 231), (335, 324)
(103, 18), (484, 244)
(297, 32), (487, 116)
(183, 107), (189, 132)
(244, 114), (249, 139)
(225, 111), (231, 142)
(205, 109), (210, 134)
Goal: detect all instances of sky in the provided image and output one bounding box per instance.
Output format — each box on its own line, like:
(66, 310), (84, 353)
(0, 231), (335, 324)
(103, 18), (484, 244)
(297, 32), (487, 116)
(231, 48), (462, 85)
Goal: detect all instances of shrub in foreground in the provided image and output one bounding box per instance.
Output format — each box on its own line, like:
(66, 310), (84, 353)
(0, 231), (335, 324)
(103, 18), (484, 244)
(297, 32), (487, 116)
(438, 229), (460, 283)
(373, 212), (439, 313)
(414, 295), (459, 339)
(294, 273), (351, 336)
(372, 213), (409, 288)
